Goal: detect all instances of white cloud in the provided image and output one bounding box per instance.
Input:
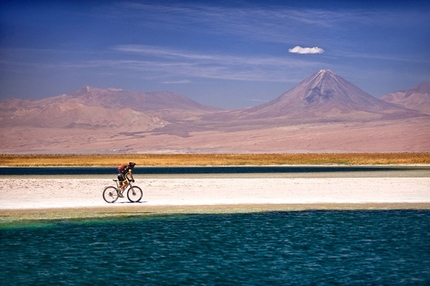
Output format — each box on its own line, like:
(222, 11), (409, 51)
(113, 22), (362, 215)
(289, 46), (324, 54)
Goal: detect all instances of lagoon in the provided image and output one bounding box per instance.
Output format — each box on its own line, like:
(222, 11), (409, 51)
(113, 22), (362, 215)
(1, 210), (429, 285)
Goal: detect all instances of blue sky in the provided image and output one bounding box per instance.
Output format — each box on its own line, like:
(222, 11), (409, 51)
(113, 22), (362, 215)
(1, 0), (429, 109)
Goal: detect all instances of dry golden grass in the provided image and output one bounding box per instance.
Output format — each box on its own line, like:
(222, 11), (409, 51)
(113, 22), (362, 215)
(1, 153), (429, 166)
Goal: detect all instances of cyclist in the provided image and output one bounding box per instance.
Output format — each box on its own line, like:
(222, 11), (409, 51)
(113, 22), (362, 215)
(118, 162), (136, 196)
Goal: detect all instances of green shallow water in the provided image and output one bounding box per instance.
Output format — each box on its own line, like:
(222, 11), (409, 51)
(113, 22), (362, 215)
(1, 210), (429, 285)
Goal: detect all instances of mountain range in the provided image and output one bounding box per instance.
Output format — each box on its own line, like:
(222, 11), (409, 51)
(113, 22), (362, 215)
(1, 70), (429, 153)
(381, 82), (430, 114)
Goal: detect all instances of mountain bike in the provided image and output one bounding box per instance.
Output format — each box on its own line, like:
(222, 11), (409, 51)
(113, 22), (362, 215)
(102, 177), (143, 203)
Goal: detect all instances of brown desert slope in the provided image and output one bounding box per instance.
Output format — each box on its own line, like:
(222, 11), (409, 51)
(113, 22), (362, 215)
(0, 71), (429, 153)
(0, 87), (221, 128)
(381, 82), (430, 114)
(24, 86), (219, 112)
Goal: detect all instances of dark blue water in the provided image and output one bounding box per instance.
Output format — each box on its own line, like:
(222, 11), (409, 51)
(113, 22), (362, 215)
(0, 166), (424, 176)
(1, 211), (429, 285)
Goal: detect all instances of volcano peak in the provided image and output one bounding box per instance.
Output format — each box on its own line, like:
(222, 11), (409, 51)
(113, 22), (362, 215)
(318, 69), (333, 74)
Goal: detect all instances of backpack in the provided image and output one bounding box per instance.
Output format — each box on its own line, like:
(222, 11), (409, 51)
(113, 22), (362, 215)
(118, 164), (127, 174)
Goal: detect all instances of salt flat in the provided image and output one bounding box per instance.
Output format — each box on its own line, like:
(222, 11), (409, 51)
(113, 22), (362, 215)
(1, 176), (429, 210)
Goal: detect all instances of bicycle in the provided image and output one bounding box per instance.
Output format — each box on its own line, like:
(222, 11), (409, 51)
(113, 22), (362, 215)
(102, 177), (143, 203)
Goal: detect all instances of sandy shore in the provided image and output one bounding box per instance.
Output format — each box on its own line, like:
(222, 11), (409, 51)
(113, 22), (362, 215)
(0, 176), (429, 222)
(1, 177), (430, 209)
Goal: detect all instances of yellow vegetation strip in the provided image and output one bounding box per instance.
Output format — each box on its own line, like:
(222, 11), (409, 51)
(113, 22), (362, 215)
(1, 153), (430, 166)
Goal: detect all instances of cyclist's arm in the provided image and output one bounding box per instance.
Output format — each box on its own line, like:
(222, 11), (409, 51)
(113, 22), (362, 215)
(128, 169), (135, 181)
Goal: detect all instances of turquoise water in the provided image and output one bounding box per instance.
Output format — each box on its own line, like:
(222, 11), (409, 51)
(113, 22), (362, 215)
(1, 211), (429, 285)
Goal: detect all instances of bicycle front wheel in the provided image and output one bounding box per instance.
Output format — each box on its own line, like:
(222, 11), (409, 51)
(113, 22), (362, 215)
(127, 186), (143, 203)
(103, 186), (119, 203)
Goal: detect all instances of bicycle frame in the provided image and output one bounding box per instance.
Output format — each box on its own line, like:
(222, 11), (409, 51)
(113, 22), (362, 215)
(113, 176), (134, 192)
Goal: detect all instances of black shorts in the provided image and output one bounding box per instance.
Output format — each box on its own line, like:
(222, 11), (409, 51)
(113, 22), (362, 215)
(118, 173), (125, 181)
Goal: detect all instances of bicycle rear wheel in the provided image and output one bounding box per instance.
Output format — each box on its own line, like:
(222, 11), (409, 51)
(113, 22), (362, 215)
(103, 186), (119, 203)
(127, 186), (143, 203)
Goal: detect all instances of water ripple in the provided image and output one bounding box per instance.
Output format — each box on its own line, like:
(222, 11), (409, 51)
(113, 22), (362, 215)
(1, 211), (429, 285)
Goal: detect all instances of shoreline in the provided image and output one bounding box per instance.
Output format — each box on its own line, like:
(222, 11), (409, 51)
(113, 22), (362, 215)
(1, 172), (429, 224)
(1, 203), (430, 224)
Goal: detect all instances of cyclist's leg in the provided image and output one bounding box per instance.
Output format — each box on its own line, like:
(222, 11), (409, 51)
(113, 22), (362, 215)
(117, 173), (126, 197)
(117, 173), (123, 186)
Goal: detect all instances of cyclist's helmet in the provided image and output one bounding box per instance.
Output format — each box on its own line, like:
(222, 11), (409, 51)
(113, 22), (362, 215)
(129, 161), (136, 168)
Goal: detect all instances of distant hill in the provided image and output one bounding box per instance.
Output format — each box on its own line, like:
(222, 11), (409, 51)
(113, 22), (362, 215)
(381, 82), (430, 114)
(0, 87), (220, 128)
(58, 86), (219, 112)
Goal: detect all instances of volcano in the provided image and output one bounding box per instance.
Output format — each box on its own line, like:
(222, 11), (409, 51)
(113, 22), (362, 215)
(236, 70), (418, 121)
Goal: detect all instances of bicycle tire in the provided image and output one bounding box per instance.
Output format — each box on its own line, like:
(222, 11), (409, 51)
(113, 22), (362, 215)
(127, 186), (143, 203)
(103, 186), (119, 203)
